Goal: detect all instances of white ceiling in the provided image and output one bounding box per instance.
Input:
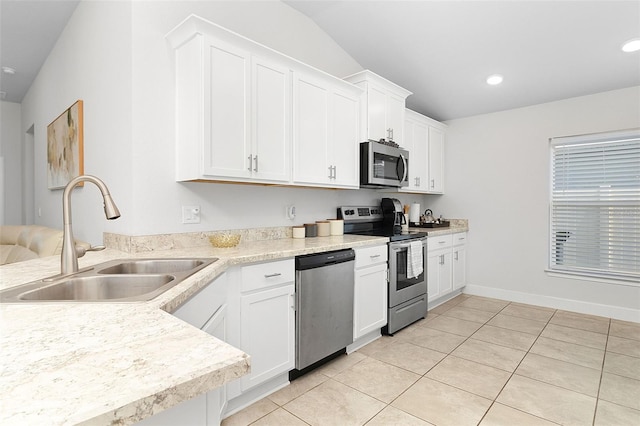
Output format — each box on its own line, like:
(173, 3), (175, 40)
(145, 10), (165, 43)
(1, 1), (639, 121)
(285, 0), (640, 120)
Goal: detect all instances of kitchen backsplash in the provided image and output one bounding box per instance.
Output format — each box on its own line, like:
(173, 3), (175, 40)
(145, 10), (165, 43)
(104, 220), (468, 254)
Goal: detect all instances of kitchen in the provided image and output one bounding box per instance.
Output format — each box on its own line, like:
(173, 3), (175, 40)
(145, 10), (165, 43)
(1, 1), (639, 425)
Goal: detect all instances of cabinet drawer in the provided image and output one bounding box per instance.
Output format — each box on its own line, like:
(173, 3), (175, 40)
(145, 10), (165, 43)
(453, 232), (467, 246)
(241, 258), (294, 292)
(355, 244), (388, 268)
(428, 234), (453, 251)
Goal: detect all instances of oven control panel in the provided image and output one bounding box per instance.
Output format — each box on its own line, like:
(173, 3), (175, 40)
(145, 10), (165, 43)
(337, 206), (383, 222)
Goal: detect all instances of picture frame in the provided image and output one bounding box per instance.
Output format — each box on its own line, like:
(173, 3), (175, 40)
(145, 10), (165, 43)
(47, 100), (84, 189)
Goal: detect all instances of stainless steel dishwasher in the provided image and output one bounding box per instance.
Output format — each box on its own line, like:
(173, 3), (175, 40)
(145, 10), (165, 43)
(293, 249), (355, 374)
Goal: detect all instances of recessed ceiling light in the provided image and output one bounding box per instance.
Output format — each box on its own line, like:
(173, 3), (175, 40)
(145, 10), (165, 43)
(486, 74), (503, 85)
(622, 38), (640, 53)
(2, 66), (16, 75)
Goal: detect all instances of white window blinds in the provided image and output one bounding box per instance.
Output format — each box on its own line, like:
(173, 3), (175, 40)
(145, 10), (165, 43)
(550, 129), (640, 281)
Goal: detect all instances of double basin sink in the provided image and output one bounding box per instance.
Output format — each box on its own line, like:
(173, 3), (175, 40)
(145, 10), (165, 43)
(0, 258), (217, 303)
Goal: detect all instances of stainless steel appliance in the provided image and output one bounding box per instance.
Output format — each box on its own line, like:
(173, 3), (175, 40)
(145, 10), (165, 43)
(292, 249), (355, 375)
(339, 198), (428, 334)
(360, 140), (409, 188)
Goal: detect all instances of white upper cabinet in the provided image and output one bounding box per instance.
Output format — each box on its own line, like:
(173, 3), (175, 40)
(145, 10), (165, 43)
(400, 109), (447, 194)
(402, 109), (429, 193)
(343, 70), (412, 145)
(166, 15), (361, 188)
(292, 71), (361, 188)
(428, 125), (445, 193)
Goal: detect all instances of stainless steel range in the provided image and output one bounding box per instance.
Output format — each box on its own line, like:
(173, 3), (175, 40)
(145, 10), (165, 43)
(339, 198), (428, 334)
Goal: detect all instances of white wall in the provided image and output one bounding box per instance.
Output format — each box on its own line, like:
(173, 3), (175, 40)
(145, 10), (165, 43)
(430, 86), (640, 321)
(20, 0), (134, 243)
(19, 0), (428, 243)
(0, 101), (23, 225)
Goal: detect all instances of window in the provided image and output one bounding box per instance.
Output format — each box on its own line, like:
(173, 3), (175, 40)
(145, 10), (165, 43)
(549, 129), (640, 282)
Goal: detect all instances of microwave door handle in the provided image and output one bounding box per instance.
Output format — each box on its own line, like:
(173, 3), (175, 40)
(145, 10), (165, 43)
(398, 154), (408, 183)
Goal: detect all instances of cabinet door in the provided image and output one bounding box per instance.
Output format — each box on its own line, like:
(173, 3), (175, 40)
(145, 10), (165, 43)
(354, 263), (388, 339)
(240, 285), (295, 391)
(292, 73), (330, 185)
(427, 249), (453, 302)
(329, 89), (360, 188)
(428, 126), (445, 193)
(386, 92), (406, 144)
(427, 251), (441, 302)
(252, 57), (291, 182)
(439, 251), (453, 296)
(453, 245), (467, 290)
(401, 114), (428, 193)
(203, 40), (251, 178)
(367, 85), (387, 141)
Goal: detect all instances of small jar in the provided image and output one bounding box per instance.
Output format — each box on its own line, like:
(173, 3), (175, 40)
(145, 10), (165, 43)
(328, 219), (344, 236)
(292, 226), (306, 239)
(316, 221), (330, 237)
(304, 223), (318, 237)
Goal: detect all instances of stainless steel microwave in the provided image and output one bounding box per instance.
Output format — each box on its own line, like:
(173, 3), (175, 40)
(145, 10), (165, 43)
(360, 140), (409, 188)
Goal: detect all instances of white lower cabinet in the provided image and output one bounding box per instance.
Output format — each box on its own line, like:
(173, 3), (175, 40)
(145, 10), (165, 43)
(353, 245), (388, 341)
(240, 283), (295, 391)
(427, 232), (467, 306)
(142, 274), (229, 426)
(452, 232), (467, 290)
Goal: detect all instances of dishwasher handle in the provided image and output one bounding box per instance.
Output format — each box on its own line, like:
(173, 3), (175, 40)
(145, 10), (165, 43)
(295, 249), (355, 271)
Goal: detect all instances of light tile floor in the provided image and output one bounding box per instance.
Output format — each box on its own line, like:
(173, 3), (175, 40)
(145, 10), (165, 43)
(222, 295), (640, 426)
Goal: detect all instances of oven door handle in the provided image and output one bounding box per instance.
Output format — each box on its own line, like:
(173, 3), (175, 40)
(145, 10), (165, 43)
(389, 238), (427, 251)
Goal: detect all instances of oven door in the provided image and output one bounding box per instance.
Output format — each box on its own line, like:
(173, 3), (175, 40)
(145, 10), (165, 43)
(388, 238), (428, 307)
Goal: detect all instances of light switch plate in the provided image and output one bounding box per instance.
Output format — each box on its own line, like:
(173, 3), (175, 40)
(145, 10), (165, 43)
(182, 205), (200, 224)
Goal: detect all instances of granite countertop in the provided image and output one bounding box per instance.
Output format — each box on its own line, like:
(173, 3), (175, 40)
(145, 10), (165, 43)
(0, 234), (390, 425)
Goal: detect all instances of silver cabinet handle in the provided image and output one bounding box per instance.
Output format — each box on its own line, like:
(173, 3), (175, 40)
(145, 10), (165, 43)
(370, 254), (381, 259)
(455, 251), (459, 261)
(333, 166), (336, 180)
(387, 128), (394, 141)
(431, 179), (435, 188)
(264, 273), (282, 278)
(291, 293), (295, 310)
(328, 166), (333, 179)
(440, 254), (445, 265)
(247, 155), (253, 171)
(438, 240), (446, 244)
(253, 155), (258, 172)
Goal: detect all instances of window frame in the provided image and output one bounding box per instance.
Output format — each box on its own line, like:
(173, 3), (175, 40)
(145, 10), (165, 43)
(548, 128), (640, 285)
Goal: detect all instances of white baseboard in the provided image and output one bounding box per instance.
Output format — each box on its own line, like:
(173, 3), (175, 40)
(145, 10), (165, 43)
(463, 284), (640, 323)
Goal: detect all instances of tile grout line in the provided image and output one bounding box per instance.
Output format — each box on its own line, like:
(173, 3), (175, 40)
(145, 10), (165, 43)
(475, 302), (559, 425)
(591, 318), (612, 426)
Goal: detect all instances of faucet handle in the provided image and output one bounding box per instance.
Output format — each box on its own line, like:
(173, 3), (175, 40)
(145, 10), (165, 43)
(75, 245), (106, 258)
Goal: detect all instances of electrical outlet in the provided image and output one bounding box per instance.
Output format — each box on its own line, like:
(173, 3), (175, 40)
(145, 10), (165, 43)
(182, 205), (200, 224)
(285, 205), (296, 220)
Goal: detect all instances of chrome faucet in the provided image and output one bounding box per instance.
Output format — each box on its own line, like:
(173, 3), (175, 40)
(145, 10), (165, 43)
(61, 175), (121, 274)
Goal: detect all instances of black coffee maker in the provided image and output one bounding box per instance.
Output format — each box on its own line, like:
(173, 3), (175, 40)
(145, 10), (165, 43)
(381, 198), (406, 234)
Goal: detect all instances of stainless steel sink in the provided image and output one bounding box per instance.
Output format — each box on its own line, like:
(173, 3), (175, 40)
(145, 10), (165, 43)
(97, 259), (208, 275)
(19, 275), (175, 301)
(0, 257), (217, 303)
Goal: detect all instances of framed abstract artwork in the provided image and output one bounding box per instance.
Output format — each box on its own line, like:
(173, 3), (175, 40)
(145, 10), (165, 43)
(47, 100), (84, 189)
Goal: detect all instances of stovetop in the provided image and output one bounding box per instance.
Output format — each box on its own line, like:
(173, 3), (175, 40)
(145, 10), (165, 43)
(356, 229), (428, 242)
(338, 205), (428, 242)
